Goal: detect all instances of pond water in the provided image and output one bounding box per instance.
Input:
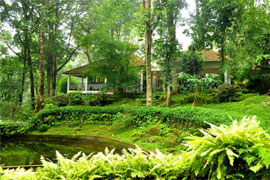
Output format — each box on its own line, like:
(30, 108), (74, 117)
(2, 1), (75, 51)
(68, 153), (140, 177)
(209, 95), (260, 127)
(0, 135), (135, 166)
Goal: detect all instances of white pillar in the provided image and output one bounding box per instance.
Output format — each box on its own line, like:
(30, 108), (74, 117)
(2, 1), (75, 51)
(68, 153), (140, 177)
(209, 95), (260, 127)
(224, 70), (228, 84)
(85, 77), (88, 92)
(140, 67), (143, 92)
(81, 77), (84, 91)
(67, 75), (70, 93)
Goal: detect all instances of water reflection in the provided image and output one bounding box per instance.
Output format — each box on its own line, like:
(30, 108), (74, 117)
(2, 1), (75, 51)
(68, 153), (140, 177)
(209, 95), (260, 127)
(0, 135), (134, 166)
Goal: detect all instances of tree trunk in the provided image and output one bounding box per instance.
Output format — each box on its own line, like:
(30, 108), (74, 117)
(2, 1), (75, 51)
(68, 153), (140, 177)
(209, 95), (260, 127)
(19, 57), (26, 105)
(221, 33), (225, 67)
(46, 52), (52, 97)
(171, 60), (179, 94)
(220, 32), (226, 83)
(165, 1), (176, 105)
(22, 1), (35, 109)
(52, 52), (57, 96)
(84, 47), (91, 63)
(46, 22), (54, 97)
(35, 0), (48, 113)
(171, 24), (178, 94)
(144, 0), (152, 106)
(27, 43), (35, 109)
(52, 5), (59, 96)
(165, 86), (171, 107)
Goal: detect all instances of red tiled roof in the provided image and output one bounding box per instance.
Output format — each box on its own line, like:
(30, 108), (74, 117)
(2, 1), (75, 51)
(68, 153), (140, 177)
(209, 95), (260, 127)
(201, 50), (230, 62)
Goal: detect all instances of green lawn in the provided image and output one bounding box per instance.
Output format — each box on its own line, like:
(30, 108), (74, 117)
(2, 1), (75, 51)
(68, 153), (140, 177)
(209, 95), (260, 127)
(201, 95), (270, 132)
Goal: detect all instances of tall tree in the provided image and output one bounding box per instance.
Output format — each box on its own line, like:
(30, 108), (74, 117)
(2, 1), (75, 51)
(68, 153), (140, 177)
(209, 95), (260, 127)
(35, 0), (48, 113)
(153, 0), (186, 106)
(1, 0), (39, 108)
(189, 0), (245, 71)
(144, 0), (153, 106)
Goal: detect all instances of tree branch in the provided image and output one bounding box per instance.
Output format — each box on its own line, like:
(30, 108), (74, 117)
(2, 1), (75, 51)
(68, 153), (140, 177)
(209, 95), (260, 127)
(5, 43), (20, 57)
(57, 45), (80, 72)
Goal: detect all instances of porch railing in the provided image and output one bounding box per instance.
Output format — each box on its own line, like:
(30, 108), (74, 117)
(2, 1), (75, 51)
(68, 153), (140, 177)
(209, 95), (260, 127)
(69, 83), (142, 93)
(69, 83), (104, 91)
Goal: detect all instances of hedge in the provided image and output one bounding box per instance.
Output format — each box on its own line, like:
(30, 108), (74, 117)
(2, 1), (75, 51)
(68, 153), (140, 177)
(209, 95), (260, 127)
(31, 105), (243, 129)
(0, 122), (31, 136)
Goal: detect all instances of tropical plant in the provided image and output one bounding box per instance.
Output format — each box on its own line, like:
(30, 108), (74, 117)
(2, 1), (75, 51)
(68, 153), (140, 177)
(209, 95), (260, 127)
(184, 116), (270, 179)
(178, 72), (220, 93)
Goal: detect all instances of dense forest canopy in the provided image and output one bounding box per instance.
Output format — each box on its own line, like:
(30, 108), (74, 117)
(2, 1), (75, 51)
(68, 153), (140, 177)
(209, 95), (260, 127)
(0, 0), (269, 111)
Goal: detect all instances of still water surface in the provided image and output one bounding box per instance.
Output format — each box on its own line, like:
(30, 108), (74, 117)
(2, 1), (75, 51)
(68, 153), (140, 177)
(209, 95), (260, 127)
(0, 135), (134, 166)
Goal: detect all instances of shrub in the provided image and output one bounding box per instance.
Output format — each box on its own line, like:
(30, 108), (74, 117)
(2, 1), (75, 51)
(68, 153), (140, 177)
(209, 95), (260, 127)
(184, 116), (270, 179)
(214, 83), (239, 103)
(0, 122), (31, 136)
(245, 54), (270, 94)
(67, 91), (84, 105)
(0, 101), (22, 120)
(45, 94), (69, 107)
(90, 93), (109, 106)
(183, 92), (213, 105)
(52, 94), (69, 106)
(112, 113), (134, 131)
(32, 105), (243, 130)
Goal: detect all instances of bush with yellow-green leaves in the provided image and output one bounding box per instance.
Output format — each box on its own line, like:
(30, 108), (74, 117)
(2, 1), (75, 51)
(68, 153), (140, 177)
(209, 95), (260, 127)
(1, 116), (269, 180)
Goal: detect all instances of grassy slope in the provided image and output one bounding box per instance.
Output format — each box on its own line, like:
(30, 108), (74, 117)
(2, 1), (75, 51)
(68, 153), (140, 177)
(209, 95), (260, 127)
(201, 95), (270, 131)
(35, 94), (270, 152)
(109, 93), (270, 131)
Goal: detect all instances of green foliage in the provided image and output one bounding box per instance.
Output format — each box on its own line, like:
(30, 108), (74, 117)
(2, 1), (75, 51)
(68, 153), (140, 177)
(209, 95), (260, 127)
(0, 57), (23, 102)
(214, 83), (239, 103)
(245, 54), (270, 94)
(0, 101), (22, 120)
(2, 117), (270, 179)
(0, 101), (34, 122)
(112, 113), (134, 131)
(89, 93), (109, 106)
(0, 122), (31, 136)
(178, 72), (221, 93)
(57, 76), (79, 94)
(180, 51), (203, 75)
(183, 92), (213, 105)
(152, 0), (187, 90)
(82, 32), (139, 94)
(67, 92), (84, 105)
(0, 147), (187, 180)
(32, 105), (242, 131)
(45, 94), (69, 107)
(184, 116), (270, 179)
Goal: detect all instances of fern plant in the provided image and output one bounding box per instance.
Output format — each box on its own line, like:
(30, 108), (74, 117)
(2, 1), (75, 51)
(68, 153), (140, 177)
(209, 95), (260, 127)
(1, 117), (270, 180)
(184, 116), (270, 179)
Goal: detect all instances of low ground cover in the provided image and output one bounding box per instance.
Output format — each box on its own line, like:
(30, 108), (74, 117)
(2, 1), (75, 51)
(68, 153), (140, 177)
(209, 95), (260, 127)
(32, 122), (191, 153)
(29, 94), (270, 153)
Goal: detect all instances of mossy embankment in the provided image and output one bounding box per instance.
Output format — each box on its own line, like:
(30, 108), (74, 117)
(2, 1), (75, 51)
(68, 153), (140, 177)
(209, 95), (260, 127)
(30, 94), (270, 153)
